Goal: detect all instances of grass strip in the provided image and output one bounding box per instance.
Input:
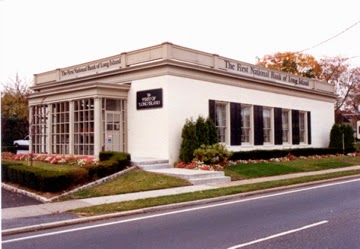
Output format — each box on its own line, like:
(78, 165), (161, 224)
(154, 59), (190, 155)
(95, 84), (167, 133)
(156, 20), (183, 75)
(71, 170), (360, 216)
(61, 169), (191, 200)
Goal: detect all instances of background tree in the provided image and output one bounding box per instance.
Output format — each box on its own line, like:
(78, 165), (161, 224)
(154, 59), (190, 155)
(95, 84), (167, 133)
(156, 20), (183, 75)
(257, 52), (322, 78)
(1, 73), (32, 119)
(320, 56), (360, 112)
(1, 74), (32, 147)
(257, 53), (360, 113)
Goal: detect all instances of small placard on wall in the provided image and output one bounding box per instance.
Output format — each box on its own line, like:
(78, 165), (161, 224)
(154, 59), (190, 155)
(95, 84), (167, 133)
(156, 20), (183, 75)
(137, 88), (163, 110)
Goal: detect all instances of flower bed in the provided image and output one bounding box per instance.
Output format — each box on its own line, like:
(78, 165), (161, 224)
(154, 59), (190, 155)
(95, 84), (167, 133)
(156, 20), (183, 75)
(1, 152), (99, 166)
(176, 152), (360, 171)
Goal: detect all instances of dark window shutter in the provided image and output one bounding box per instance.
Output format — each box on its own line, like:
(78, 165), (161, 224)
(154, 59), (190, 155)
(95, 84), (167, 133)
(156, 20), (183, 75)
(292, 110), (300, 145)
(254, 105), (264, 145)
(209, 99), (215, 122)
(274, 108), (282, 145)
(307, 111), (312, 145)
(230, 103), (241, 145)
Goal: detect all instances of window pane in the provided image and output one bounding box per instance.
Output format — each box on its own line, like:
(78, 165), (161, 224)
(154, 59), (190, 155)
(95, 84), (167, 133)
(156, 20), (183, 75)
(215, 103), (227, 143)
(241, 106), (251, 143)
(263, 108), (272, 143)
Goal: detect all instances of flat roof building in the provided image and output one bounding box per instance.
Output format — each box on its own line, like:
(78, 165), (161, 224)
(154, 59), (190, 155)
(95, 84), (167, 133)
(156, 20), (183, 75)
(29, 42), (336, 163)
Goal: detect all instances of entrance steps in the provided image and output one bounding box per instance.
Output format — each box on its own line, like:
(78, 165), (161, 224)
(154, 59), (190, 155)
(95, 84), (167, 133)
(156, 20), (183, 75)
(131, 158), (231, 185)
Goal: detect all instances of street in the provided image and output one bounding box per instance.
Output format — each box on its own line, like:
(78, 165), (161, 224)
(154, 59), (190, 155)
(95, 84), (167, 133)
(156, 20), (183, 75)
(2, 178), (360, 249)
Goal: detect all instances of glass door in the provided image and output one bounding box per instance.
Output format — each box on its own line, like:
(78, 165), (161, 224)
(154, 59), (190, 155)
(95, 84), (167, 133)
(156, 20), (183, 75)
(105, 111), (122, 151)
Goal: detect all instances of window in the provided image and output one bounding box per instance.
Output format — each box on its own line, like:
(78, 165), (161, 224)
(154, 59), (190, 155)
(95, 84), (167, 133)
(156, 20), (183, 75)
(51, 102), (69, 154)
(215, 102), (227, 143)
(241, 106), (251, 143)
(74, 98), (94, 155)
(282, 110), (290, 143)
(299, 112), (306, 143)
(31, 105), (48, 153)
(263, 108), (272, 143)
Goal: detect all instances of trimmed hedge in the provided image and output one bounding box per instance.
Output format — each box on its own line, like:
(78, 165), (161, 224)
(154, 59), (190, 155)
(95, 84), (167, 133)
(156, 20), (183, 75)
(230, 147), (356, 161)
(86, 151), (131, 179)
(1, 161), (88, 192)
(2, 151), (131, 192)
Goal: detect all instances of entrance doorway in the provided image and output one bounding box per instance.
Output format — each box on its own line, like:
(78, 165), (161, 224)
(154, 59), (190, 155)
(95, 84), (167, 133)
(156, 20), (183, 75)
(105, 111), (123, 151)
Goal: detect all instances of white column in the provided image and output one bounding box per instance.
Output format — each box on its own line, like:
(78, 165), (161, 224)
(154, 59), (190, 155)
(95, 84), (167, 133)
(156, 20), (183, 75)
(29, 106), (34, 154)
(46, 105), (52, 154)
(69, 101), (74, 155)
(94, 98), (102, 158)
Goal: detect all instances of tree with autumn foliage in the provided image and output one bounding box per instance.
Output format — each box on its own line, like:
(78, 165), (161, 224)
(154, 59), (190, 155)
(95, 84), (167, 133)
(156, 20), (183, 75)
(320, 56), (360, 112)
(257, 52), (360, 113)
(257, 52), (322, 78)
(1, 74), (32, 146)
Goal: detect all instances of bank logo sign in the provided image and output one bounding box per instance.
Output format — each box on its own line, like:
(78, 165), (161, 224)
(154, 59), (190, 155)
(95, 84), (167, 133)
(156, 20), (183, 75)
(137, 88), (163, 110)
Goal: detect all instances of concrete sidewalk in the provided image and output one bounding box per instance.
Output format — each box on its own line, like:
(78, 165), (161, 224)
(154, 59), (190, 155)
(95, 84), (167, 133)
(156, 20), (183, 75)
(3, 165), (360, 222)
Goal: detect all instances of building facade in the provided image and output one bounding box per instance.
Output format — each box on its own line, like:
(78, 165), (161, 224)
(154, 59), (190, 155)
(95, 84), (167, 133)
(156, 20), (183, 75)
(29, 42), (336, 163)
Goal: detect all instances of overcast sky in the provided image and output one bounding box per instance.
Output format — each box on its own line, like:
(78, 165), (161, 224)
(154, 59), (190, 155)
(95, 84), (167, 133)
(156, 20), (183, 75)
(1, 0), (359, 89)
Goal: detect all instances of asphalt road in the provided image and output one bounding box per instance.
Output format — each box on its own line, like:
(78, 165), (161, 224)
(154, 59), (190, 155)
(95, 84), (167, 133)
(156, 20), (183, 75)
(2, 178), (360, 249)
(2, 188), (78, 230)
(2, 188), (41, 209)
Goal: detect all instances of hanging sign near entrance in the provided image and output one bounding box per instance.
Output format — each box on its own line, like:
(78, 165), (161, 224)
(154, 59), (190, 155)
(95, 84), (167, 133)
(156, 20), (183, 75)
(136, 88), (163, 110)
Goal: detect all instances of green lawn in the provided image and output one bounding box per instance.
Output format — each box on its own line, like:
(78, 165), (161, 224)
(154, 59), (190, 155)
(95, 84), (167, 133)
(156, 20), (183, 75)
(71, 169), (360, 216)
(225, 156), (360, 181)
(61, 169), (191, 200)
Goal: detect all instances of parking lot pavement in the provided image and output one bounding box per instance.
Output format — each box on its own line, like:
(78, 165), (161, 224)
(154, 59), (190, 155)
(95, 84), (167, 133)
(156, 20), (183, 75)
(1, 188), (41, 209)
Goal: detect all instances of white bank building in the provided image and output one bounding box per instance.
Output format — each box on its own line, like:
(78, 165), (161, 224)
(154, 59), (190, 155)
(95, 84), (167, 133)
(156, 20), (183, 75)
(29, 42), (336, 163)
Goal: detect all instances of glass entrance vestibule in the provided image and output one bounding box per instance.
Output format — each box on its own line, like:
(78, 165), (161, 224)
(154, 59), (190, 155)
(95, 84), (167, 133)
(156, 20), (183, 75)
(30, 98), (127, 156)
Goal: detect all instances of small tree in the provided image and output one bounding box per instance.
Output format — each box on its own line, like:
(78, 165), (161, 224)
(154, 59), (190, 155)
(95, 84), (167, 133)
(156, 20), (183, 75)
(329, 124), (342, 148)
(179, 119), (198, 163)
(206, 117), (218, 145)
(342, 124), (355, 149)
(329, 124), (355, 151)
(195, 116), (209, 147)
(179, 116), (218, 163)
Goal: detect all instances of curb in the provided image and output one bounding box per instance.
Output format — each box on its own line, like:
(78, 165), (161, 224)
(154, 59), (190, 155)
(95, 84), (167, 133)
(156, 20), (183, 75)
(3, 174), (359, 236)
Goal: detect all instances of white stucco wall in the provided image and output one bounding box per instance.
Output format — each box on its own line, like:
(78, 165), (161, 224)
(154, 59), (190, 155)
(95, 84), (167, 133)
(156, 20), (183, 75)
(127, 76), (170, 160)
(128, 75), (335, 163)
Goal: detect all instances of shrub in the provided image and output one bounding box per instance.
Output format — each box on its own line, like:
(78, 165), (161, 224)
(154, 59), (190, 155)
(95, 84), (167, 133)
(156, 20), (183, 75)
(329, 124), (355, 151)
(196, 116), (209, 147)
(87, 151), (131, 179)
(1, 117), (28, 147)
(1, 161), (88, 192)
(179, 116), (218, 163)
(194, 143), (233, 165)
(1, 146), (17, 154)
(206, 117), (218, 145)
(179, 118), (198, 163)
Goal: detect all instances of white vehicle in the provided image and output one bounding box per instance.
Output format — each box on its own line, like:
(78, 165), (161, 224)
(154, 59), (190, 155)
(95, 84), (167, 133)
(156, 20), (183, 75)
(13, 135), (30, 150)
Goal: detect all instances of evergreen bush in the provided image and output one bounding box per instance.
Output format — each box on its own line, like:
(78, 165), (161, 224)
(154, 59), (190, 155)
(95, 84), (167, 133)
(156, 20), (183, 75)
(179, 116), (219, 163)
(329, 124), (342, 148)
(206, 117), (218, 145)
(329, 124), (355, 151)
(179, 119), (198, 163)
(195, 116), (209, 147)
